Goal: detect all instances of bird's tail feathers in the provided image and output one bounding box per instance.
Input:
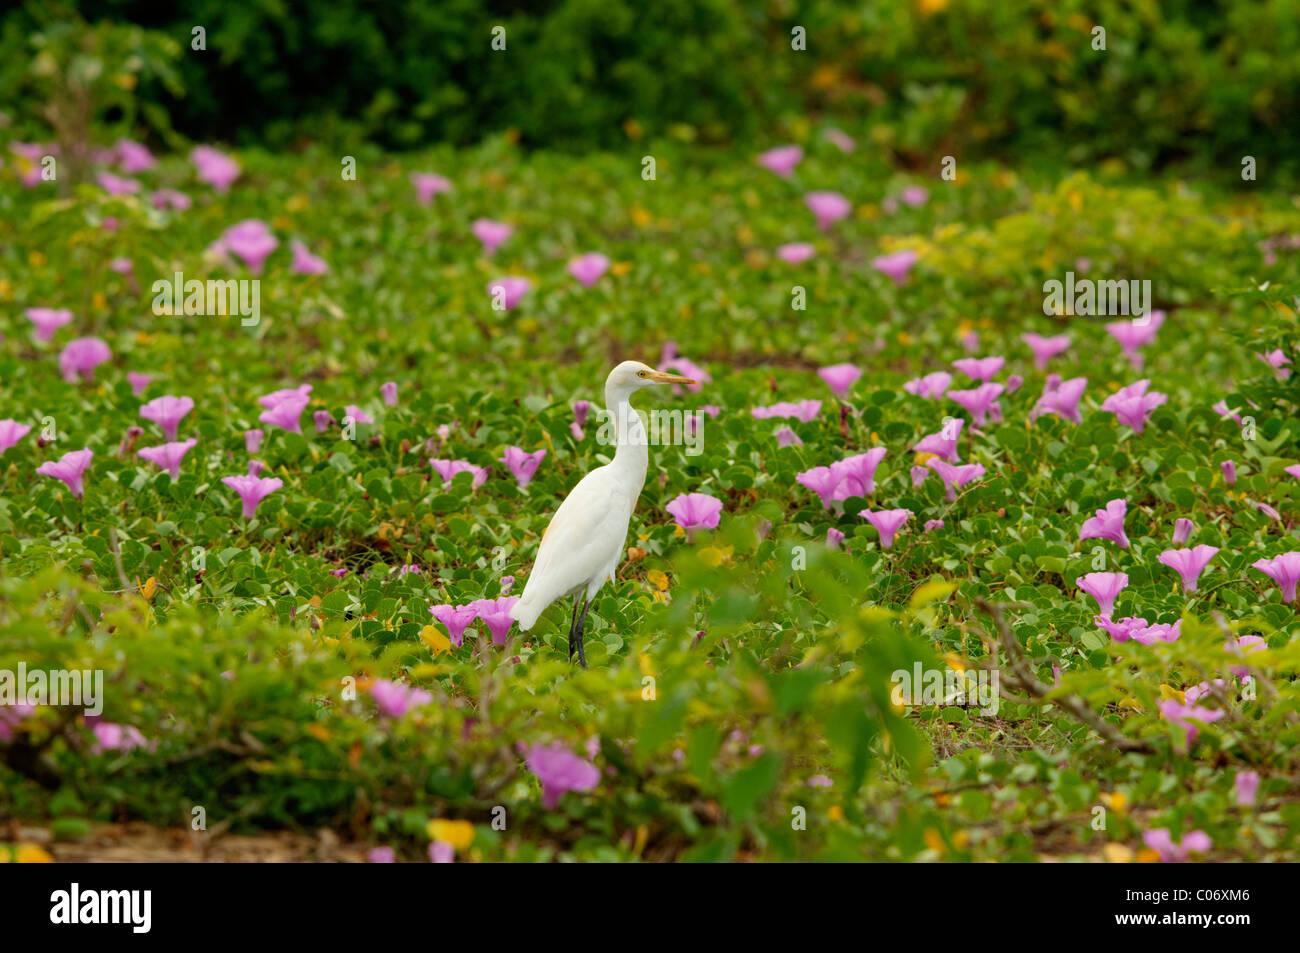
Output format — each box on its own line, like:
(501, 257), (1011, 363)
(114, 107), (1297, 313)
(509, 596), (544, 632)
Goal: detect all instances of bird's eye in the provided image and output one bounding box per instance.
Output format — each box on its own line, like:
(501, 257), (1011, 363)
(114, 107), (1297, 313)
(637, 370), (648, 377)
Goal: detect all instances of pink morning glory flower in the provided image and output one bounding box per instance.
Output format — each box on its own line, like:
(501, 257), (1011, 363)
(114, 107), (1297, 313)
(952, 356), (1005, 382)
(367, 846), (396, 864)
(59, 337), (111, 383)
(859, 508), (911, 548)
(36, 448), (93, 498)
(948, 382), (1004, 426)
(830, 449), (888, 499)
(1030, 376), (1087, 424)
(245, 429), (264, 453)
(903, 371), (952, 400)
(370, 679), (432, 718)
(221, 219), (278, 274)
(1157, 545), (1218, 592)
(500, 575), (515, 595)
(501, 447), (546, 488)
(1021, 332), (1071, 369)
(90, 722), (150, 754)
(871, 249), (919, 285)
(924, 519), (944, 532)
(487, 276), (530, 310)
(138, 439), (197, 480)
(1234, 771), (1260, 807)
(221, 474), (283, 518)
(776, 426), (802, 447)
(1106, 311), (1165, 366)
(429, 841), (455, 863)
(926, 459), (985, 501)
(568, 252), (610, 287)
(913, 418), (963, 462)
(1285, 464), (1300, 481)
(805, 191), (851, 230)
(1143, 827), (1211, 863)
(470, 596), (521, 646)
(751, 400), (821, 423)
(26, 307), (73, 342)
(525, 743), (600, 809)
(818, 363), (862, 397)
(797, 467), (841, 510)
(1094, 616), (1148, 642)
(471, 219), (513, 255)
(1225, 635), (1266, 680)
(1256, 501), (1282, 521)
(1100, 379), (1167, 434)
(412, 172), (452, 204)
(1251, 553), (1300, 602)
(248, 460), (265, 476)
(344, 405), (373, 424)
(1256, 349), (1291, 380)
(1159, 700), (1224, 751)
(109, 257), (132, 275)
(139, 395), (194, 441)
(151, 188), (192, 211)
(910, 465), (929, 488)
(757, 145), (803, 178)
(1080, 498), (1130, 549)
(573, 400), (591, 428)
(191, 145), (240, 191)
(0, 419), (33, 456)
(899, 185), (929, 207)
(381, 381), (398, 407)
(1184, 679), (1227, 704)
(313, 410), (335, 434)
(259, 385), (313, 408)
(1130, 620), (1182, 645)
(827, 528), (845, 549)
(1077, 571), (1128, 617)
(1220, 460), (1236, 485)
(258, 393), (310, 434)
(666, 493), (723, 539)
(431, 458), (490, 489)
(289, 239), (328, 275)
(96, 171), (140, 195)
(776, 242), (815, 264)
(1172, 518), (1193, 543)
(115, 139), (155, 173)
(1003, 374), (1023, 394)
(429, 604), (479, 647)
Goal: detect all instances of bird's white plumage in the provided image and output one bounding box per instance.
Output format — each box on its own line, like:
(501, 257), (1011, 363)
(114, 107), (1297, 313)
(510, 361), (694, 633)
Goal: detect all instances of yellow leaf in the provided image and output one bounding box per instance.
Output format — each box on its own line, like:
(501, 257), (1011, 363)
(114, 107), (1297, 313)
(646, 570), (669, 591)
(910, 579), (957, 610)
(421, 625), (451, 656)
(308, 723), (331, 742)
(16, 844), (54, 863)
(1103, 843), (1134, 863)
(1158, 684), (1186, 704)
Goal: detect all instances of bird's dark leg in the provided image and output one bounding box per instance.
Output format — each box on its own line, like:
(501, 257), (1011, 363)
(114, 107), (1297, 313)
(567, 593), (583, 661)
(573, 597), (592, 669)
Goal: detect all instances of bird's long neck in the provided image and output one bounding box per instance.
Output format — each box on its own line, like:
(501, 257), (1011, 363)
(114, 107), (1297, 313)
(605, 384), (649, 484)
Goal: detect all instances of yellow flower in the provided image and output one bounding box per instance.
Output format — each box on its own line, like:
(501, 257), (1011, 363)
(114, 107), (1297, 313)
(420, 625), (451, 656)
(427, 819), (474, 850)
(1103, 843), (1134, 863)
(16, 844), (54, 863)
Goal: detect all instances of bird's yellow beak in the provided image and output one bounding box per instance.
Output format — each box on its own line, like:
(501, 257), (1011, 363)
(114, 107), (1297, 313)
(647, 369), (697, 385)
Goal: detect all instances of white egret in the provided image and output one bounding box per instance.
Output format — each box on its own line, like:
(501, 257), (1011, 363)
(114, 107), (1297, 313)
(510, 360), (698, 667)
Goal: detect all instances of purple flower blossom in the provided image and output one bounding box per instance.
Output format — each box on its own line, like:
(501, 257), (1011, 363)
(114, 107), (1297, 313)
(902, 371), (952, 400)
(313, 410), (335, 433)
(191, 145), (240, 191)
(1220, 460), (1236, 485)
(948, 382), (1004, 426)
(805, 191), (851, 230)
(752, 400), (821, 423)
(952, 356), (1005, 383)
(1159, 700), (1224, 750)
(0, 419), (33, 457)
(1080, 498), (1130, 549)
(817, 363), (862, 397)
(1143, 827), (1211, 863)
(221, 475), (283, 518)
(259, 393), (310, 434)
(412, 172), (452, 204)
(925, 459), (985, 501)
(776, 426), (802, 447)
(59, 337), (111, 382)
(472, 219), (513, 255)
(1251, 553), (1300, 602)
(138, 439), (197, 480)
(1077, 572), (1128, 617)
(871, 249), (920, 285)
(1030, 376), (1087, 424)
(221, 219), (278, 273)
(666, 493), (723, 539)
(139, 395), (194, 441)
(1021, 332), (1071, 370)
(470, 596), (521, 646)
(151, 188), (192, 211)
(1234, 771), (1260, 807)
(913, 418), (963, 462)
(91, 722), (150, 753)
(757, 145), (803, 178)
(429, 604), (479, 647)
(1157, 545), (1218, 592)
(501, 447), (546, 488)
(524, 743), (601, 809)
(26, 307), (73, 342)
(776, 242), (815, 264)
(381, 381), (398, 407)
(1101, 379), (1167, 434)
(826, 528), (845, 549)
(568, 252), (610, 287)
(245, 429), (264, 453)
(36, 448), (94, 498)
(289, 239), (329, 275)
(487, 276), (531, 310)
(1106, 311), (1165, 366)
(430, 458), (490, 489)
(370, 679), (432, 718)
(924, 519), (944, 532)
(858, 508), (911, 548)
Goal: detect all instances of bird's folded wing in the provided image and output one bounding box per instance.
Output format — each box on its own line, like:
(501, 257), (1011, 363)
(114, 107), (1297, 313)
(525, 469), (625, 600)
